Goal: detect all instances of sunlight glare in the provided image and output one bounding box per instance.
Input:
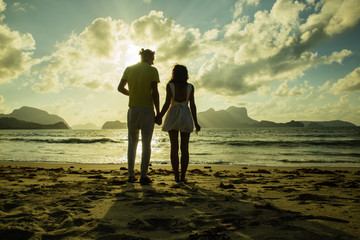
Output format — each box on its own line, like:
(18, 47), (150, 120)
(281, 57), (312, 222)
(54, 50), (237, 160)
(114, 41), (157, 68)
(114, 42), (141, 67)
(125, 44), (141, 66)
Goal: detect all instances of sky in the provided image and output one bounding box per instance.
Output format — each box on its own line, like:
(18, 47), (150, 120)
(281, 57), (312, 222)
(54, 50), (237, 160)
(0, 0), (360, 127)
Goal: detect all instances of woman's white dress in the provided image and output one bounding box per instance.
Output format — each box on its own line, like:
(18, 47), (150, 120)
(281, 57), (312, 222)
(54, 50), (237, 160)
(162, 83), (194, 133)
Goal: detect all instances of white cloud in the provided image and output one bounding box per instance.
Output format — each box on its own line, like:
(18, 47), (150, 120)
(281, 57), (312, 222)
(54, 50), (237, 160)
(233, 1), (244, 19)
(196, 0), (355, 96)
(325, 0), (360, 35)
(301, 0), (360, 36)
(0, 95), (11, 114)
(31, 17), (129, 92)
(0, 24), (35, 84)
(30, 11), (205, 92)
(41, 97), (124, 126)
(130, 11), (202, 64)
(305, 94), (360, 124)
(250, 84), (360, 125)
(331, 67), (360, 94)
(322, 49), (352, 64)
(318, 80), (330, 92)
(257, 85), (270, 96)
(0, 95), (5, 104)
(203, 29), (219, 41)
(233, 0), (260, 18)
(273, 81), (312, 97)
(271, 0), (305, 25)
(13, 2), (25, 11)
(197, 48), (349, 96)
(0, 0), (35, 84)
(3, 0), (358, 101)
(81, 17), (117, 59)
(0, 0), (6, 12)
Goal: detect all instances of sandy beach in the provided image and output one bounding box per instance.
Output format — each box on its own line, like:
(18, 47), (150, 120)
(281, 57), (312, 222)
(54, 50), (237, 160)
(0, 161), (359, 240)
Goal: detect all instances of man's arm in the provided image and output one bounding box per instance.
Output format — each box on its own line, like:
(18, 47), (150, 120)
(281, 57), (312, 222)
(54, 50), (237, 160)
(118, 78), (129, 96)
(151, 81), (160, 115)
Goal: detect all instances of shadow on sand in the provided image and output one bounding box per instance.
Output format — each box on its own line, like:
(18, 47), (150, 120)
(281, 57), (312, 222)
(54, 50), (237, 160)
(0, 166), (357, 240)
(89, 170), (357, 240)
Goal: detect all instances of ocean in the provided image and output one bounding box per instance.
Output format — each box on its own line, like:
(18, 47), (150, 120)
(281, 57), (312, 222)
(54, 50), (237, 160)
(0, 127), (359, 167)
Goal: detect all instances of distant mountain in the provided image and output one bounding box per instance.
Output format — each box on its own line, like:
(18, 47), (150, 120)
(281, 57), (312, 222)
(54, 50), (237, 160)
(301, 120), (357, 128)
(252, 120), (304, 127)
(198, 107), (258, 128)
(0, 106), (71, 128)
(102, 120), (127, 129)
(197, 106), (357, 128)
(0, 117), (69, 129)
(72, 123), (99, 129)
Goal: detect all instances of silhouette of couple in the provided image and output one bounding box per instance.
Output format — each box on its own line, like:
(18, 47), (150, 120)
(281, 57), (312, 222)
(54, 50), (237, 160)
(118, 49), (201, 184)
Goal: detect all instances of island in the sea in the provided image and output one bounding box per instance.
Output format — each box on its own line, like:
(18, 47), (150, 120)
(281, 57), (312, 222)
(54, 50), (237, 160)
(101, 120), (127, 129)
(0, 106), (70, 129)
(196, 107), (356, 128)
(0, 106), (357, 129)
(0, 117), (69, 129)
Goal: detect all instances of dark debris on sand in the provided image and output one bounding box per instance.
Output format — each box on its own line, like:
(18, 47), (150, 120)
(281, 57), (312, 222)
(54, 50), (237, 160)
(188, 226), (231, 240)
(297, 168), (336, 175)
(188, 169), (211, 176)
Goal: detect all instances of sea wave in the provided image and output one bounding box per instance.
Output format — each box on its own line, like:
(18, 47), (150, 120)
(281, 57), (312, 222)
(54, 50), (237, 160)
(1, 128), (359, 167)
(209, 139), (360, 147)
(279, 159), (360, 164)
(6, 138), (121, 144)
(191, 153), (213, 156)
(283, 152), (360, 157)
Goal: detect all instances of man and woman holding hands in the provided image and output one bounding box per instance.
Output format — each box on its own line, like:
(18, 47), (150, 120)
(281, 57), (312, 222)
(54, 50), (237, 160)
(118, 48), (200, 184)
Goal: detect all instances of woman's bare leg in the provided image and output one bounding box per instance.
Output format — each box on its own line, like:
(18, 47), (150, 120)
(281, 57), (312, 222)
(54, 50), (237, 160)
(169, 130), (180, 182)
(180, 132), (190, 182)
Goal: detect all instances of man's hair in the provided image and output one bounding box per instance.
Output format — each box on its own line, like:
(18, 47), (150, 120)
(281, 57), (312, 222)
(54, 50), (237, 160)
(139, 48), (155, 61)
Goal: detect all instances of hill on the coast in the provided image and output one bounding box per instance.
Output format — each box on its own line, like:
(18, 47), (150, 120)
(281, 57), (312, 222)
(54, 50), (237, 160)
(102, 120), (127, 129)
(301, 120), (357, 128)
(0, 117), (69, 129)
(197, 106), (357, 128)
(1, 106), (357, 129)
(198, 106), (258, 128)
(0, 106), (71, 128)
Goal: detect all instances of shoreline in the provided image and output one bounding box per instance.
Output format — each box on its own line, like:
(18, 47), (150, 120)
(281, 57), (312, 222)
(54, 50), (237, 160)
(1, 161), (359, 239)
(2, 160), (360, 169)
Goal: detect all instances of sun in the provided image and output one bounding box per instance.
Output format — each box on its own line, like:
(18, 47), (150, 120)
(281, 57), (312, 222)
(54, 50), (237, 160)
(113, 42), (140, 68)
(114, 42), (157, 68)
(125, 44), (142, 66)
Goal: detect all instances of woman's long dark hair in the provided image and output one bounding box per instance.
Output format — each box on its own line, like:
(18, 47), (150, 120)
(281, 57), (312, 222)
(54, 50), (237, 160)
(169, 65), (188, 88)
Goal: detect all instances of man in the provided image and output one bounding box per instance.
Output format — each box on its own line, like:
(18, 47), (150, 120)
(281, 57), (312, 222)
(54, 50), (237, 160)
(118, 48), (160, 184)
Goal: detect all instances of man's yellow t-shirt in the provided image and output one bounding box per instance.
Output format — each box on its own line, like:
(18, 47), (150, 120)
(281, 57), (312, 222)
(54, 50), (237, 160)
(122, 62), (160, 110)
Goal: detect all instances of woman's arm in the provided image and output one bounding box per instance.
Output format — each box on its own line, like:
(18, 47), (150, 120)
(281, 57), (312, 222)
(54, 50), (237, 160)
(158, 83), (172, 118)
(189, 85), (201, 132)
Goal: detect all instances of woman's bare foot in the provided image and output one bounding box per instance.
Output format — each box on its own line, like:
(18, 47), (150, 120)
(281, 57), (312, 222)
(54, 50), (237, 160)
(175, 176), (180, 182)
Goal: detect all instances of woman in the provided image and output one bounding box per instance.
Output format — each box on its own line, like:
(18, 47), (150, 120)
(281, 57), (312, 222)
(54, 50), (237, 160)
(157, 65), (201, 182)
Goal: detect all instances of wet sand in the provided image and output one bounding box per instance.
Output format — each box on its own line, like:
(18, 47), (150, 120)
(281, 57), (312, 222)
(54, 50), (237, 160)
(0, 161), (359, 239)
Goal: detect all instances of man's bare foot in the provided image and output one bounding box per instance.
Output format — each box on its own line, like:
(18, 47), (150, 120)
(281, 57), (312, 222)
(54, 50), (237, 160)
(128, 176), (137, 183)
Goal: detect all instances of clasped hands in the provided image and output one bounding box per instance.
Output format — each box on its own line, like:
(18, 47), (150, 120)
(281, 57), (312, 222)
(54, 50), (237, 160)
(155, 114), (162, 125)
